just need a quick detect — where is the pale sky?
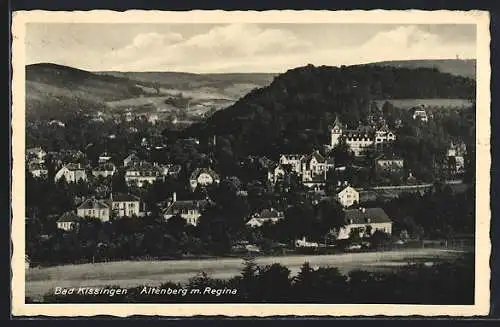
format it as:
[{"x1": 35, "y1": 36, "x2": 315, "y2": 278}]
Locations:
[{"x1": 25, "y1": 23, "x2": 477, "y2": 73}]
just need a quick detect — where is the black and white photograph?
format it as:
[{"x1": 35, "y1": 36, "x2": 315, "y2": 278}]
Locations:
[{"x1": 11, "y1": 10, "x2": 490, "y2": 317}]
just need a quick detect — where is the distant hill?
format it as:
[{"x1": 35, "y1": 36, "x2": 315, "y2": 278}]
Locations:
[
  {"x1": 25, "y1": 63, "x2": 277, "y2": 121},
  {"x1": 365, "y1": 59, "x2": 476, "y2": 79},
  {"x1": 26, "y1": 63, "x2": 143, "y2": 120},
  {"x1": 94, "y1": 71, "x2": 276, "y2": 102},
  {"x1": 184, "y1": 63, "x2": 476, "y2": 156}
]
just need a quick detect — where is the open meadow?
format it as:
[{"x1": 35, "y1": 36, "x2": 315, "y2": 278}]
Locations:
[{"x1": 26, "y1": 248, "x2": 467, "y2": 301}]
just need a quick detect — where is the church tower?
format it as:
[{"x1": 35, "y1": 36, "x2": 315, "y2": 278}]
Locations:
[{"x1": 330, "y1": 116, "x2": 343, "y2": 147}]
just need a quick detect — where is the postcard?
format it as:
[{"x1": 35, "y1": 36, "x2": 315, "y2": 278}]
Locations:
[{"x1": 11, "y1": 9, "x2": 490, "y2": 317}]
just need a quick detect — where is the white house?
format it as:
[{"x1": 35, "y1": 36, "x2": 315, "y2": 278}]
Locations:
[
  {"x1": 125, "y1": 162, "x2": 164, "y2": 187},
  {"x1": 335, "y1": 186, "x2": 360, "y2": 208},
  {"x1": 279, "y1": 154, "x2": 303, "y2": 174},
  {"x1": 374, "y1": 125, "x2": 396, "y2": 150},
  {"x1": 54, "y1": 163, "x2": 87, "y2": 183},
  {"x1": 76, "y1": 198, "x2": 111, "y2": 222},
  {"x1": 57, "y1": 212, "x2": 81, "y2": 231},
  {"x1": 162, "y1": 193, "x2": 210, "y2": 226},
  {"x1": 412, "y1": 107, "x2": 429, "y2": 122},
  {"x1": 189, "y1": 168, "x2": 220, "y2": 191},
  {"x1": 110, "y1": 192, "x2": 142, "y2": 217},
  {"x1": 267, "y1": 164, "x2": 287, "y2": 185},
  {"x1": 300, "y1": 150, "x2": 333, "y2": 182},
  {"x1": 335, "y1": 207, "x2": 393, "y2": 240},
  {"x1": 92, "y1": 163, "x2": 116, "y2": 179}
]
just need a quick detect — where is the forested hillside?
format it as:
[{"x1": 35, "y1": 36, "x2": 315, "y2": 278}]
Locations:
[{"x1": 183, "y1": 64, "x2": 475, "y2": 156}]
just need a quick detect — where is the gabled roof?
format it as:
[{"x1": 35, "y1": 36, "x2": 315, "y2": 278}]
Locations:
[
  {"x1": 376, "y1": 125, "x2": 391, "y2": 133},
  {"x1": 163, "y1": 199, "x2": 210, "y2": 215},
  {"x1": 337, "y1": 185, "x2": 358, "y2": 194},
  {"x1": 57, "y1": 212, "x2": 80, "y2": 223},
  {"x1": 112, "y1": 192, "x2": 140, "y2": 202},
  {"x1": 344, "y1": 207, "x2": 391, "y2": 224},
  {"x1": 301, "y1": 151, "x2": 325, "y2": 164},
  {"x1": 77, "y1": 198, "x2": 110, "y2": 210},
  {"x1": 343, "y1": 125, "x2": 375, "y2": 138}
]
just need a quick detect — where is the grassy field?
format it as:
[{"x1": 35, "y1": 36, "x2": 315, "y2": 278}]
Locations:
[{"x1": 26, "y1": 249, "x2": 467, "y2": 300}]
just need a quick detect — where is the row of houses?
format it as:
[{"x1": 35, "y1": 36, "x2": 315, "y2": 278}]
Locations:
[
  {"x1": 57, "y1": 192, "x2": 143, "y2": 230},
  {"x1": 57, "y1": 189, "x2": 392, "y2": 242}
]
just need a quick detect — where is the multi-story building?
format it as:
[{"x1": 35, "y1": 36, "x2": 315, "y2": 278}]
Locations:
[
  {"x1": 125, "y1": 161, "x2": 165, "y2": 187},
  {"x1": 110, "y1": 192, "x2": 142, "y2": 217},
  {"x1": 334, "y1": 207, "x2": 393, "y2": 240},
  {"x1": 329, "y1": 117, "x2": 396, "y2": 156},
  {"x1": 54, "y1": 163, "x2": 87, "y2": 183},
  {"x1": 76, "y1": 198, "x2": 111, "y2": 222},
  {"x1": 374, "y1": 154, "x2": 405, "y2": 173},
  {"x1": 162, "y1": 193, "x2": 210, "y2": 226},
  {"x1": 335, "y1": 186, "x2": 360, "y2": 208}
]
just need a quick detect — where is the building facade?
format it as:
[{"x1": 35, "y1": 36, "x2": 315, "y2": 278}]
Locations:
[
  {"x1": 329, "y1": 117, "x2": 396, "y2": 156},
  {"x1": 54, "y1": 164, "x2": 87, "y2": 183},
  {"x1": 335, "y1": 186, "x2": 360, "y2": 208},
  {"x1": 335, "y1": 207, "x2": 393, "y2": 240},
  {"x1": 111, "y1": 192, "x2": 142, "y2": 217},
  {"x1": 189, "y1": 168, "x2": 220, "y2": 191},
  {"x1": 162, "y1": 193, "x2": 210, "y2": 226},
  {"x1": 76, "y1": 198, "x2": 111, "y2": 222}
]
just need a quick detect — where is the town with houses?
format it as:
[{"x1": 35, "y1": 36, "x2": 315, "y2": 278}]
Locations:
[{"x1": 25, "y1": 102, "x2": 469, "y2": 260}]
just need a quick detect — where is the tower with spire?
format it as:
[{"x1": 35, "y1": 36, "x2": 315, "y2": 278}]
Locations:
[{"x1": 330, "y1": 115, "x2": 344, "y2": 147}]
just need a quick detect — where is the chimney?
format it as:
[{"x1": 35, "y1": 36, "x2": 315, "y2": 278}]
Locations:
[{"x1": 172, "y1": 192, "x2": 177, "y2": 203}]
